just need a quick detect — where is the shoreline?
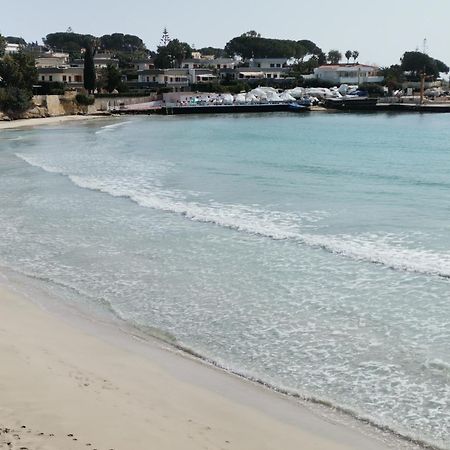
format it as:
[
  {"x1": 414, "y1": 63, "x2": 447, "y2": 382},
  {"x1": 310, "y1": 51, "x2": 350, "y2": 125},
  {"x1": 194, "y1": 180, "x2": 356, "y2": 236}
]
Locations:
[
  {"x1": 0, "y1": 114, "x2": 108, "y2": 130},
  {"x1": 0, "y1": 268, "x2": 423, "y2": 450}
]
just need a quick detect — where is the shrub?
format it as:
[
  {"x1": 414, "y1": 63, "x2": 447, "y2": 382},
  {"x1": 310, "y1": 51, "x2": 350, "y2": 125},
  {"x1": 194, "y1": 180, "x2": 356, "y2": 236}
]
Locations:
[
  {"x1": 0, "y1": 87, "x2": 32, "y2": 114},
  {"x1": 33, "y1": 81, "x2": 67, "y2": 96},
  {"x1": 75, "y1": 93, "x2": 95, "y2": 105},
  {"x1": 358, "y1": 83, "x2": 385, "y2": 97}
]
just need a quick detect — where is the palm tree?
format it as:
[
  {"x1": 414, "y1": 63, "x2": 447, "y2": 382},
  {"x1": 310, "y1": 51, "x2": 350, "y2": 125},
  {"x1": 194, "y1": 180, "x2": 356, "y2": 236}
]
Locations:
[
  {"x1": 345, "y1": 50, "x2": 352, "y2": 63},
  {"x1": 352, "y1": 50, "x2": 359, "y2": 63}
]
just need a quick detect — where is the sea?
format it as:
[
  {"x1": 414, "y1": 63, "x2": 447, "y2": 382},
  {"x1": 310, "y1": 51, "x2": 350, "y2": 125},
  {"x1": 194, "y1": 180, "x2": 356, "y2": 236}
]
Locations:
[{"x1": 0, "y1": 112, "x2": 449, "y2": 449}]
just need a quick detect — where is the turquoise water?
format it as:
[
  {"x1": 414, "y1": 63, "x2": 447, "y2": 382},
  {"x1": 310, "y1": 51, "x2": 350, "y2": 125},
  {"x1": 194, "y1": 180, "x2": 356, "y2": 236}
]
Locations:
[{"x1": 1, "y1": 113, "x2": 449, "y2": 448}]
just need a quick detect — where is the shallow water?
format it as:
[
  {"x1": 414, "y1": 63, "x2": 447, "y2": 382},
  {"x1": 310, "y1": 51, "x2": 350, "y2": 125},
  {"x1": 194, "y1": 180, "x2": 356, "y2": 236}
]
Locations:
[{"x1": 1, "y1": 113, "x2": 449, "y2": 448}]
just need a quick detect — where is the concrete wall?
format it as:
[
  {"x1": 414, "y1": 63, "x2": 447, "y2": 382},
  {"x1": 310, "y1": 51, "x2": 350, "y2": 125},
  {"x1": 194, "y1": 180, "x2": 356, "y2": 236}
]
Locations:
[
  {"x1": 29, "y1": 94, "x2": 160, "y2": 117},
  {"x1": 93, "y1": 95, "x2": 158, "y2": 111}
]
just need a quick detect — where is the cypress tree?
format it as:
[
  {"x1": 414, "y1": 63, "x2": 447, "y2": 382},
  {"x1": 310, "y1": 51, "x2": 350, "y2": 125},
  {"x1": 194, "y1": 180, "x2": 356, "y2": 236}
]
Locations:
[{"x1": 83, "y1": 45, "x2": 96, "y2": 93}]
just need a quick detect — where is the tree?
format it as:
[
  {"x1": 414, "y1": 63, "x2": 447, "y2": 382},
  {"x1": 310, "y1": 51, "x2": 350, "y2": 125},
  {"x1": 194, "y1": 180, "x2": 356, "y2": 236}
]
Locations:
[
  {"x1": 345, "y1": 50, "x2": 352, "y2": 63},
  {"x1": 380, "y1": 65, "x2": 404, "y2": 92},
  {"x1": 83, "y1": 45, "x2": 96, "y2": 93},
  {"x1": 6, "y1": 36, "x2": 26, "y2": 46},
  {"x1": 224, "y1": 35, "x2": 323, "y2": 60},
  {"x1": 99, "y1": 33, "x2": 146, "y2": 53},
  {"x1": 0, "y1": 52, "x2": 37, "y2": 115},
  {"x1": 291, "y1": 55, "x2": 320, "y2": 76},
  {"x1": 352, "y1": 50, "x2": 359, "y2": 63},
  {"x1": 44, "y1": 32, "x2": 95, "y2": 58},
  {"x1": 435, "y1": 59, "x2": 449, "y2": 74},
  {"x1": 197, "y1": 46, "x2": 226, "y2": 58},
  {"x1": 0, "y1": 33, "x2": 6, "y2": 58},
  {"x1": 327, "y1": 50, "x2": 342, "y2": 64},
  {"x1": 241, "y1": 30, "x2": 261, "y2": 38},
  {"x1": 0, "y1": 52, "x2": 37, "y2": 90},
  {"x1": 154, "y1": 39, "x2": 192, "y2": 68},
  {"x1": 400, "y1": 51, "x2": 447, "y2": 79},
  {"x1": 98, "y1": 64, "x2": 122, "y2": 92}
]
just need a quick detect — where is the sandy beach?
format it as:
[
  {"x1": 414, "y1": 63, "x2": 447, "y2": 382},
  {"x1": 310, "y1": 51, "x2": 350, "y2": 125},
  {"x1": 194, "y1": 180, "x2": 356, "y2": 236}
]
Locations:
[
  {"x1": 0, "y1": 274, "x2": 413, "y2": 450},
  {"x1": 0, "y1": 115, "x2": 104, "y2": 130}
]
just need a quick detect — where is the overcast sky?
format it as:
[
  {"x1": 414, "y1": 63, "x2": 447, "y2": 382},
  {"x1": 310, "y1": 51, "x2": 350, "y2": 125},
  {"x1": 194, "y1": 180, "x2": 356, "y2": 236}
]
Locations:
[{"x1": 2, "y1": 0, "x2": 448, "y2": 66}]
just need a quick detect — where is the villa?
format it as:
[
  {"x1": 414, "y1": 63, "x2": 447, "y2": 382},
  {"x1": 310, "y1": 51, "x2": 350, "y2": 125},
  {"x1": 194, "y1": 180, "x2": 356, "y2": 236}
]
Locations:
[
  {"x1": 313, "y1": 64, "x2": 384, "y2": 84},
  {"x1": 181, "y1": 58, "x2": 236, "y2": 70}
]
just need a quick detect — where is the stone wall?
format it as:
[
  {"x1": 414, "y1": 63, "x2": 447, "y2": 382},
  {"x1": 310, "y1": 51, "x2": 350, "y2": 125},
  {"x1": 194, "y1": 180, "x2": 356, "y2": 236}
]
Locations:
[{"x1": 2, "y1": 93, "x2": 160, "y2": 120}]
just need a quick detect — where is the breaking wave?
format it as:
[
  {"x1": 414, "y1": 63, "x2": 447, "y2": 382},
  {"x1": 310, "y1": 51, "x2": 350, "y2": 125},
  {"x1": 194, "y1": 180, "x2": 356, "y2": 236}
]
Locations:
[{"x1": 16, "y1": 152, "x2": 450, "y2": 280}]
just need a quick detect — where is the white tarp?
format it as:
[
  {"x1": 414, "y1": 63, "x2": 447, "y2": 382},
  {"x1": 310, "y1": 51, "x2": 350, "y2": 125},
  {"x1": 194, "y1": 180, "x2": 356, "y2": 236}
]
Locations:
[
  {"x1": 222, "y1": 93, "x2": 234, "y2": 104},
  {"x1": 286, "y1": 87, "x2": 305, "y2": 98},
  {"x1": 266, "y1": 91, "x2": 282, "y2": 102},
  {"x1": 280, "y1": 91, "x2": 296, "y2": 102},
  {"x1": 245, "y1": 92, "x2": 258, "y2": 103},
  {"x1": 234, "y1": 93, "x2": 246, "y2": 103}
]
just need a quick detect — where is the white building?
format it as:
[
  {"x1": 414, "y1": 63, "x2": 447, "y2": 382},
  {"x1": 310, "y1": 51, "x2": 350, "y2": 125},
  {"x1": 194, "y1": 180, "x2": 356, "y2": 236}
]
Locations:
[
  {"x1": 249, "y1": 58, "x2": 290, "y2": 69},
  {"x1": 138, "y1": 69, "x2": 189, "y2": 89},
  {"x1": 4, "y1": 43, "x2": 21, "y2": 54},
  {"x1": 314, "y1": 64, "x2": 384, "y2": 84},
  {"x1": 182, "y1": 58, "x2": 236, "y2": 70},
  {"x1": 37, "y1": 66, "x2": 84, "y2": 86},
  {"x1": 134, "y1": 59, "x2": 154, "y2": 71},
  {"x1": 35, "y1": 53, "x2": 70, "y2": 68}
]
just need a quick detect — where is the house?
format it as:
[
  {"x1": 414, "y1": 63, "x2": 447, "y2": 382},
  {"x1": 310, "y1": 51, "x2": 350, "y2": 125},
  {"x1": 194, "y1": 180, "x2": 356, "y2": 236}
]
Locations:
[
  {"x1": 4, "y1": 43, "x2": 21, "y2": 54},
  {"x1": 93, "y1": 53, "x2": 119, "y2": 69},
  {"x1": 189, "y1": 69, "x2": 216, "y2": 84},
  {"x1": 134, "y1": 59, "x2": 155, "y2": 71},
  {"x1": 249, "y1": 58, "x2": 290, "y2": 69},
  {"x1": 35, "y1": 53, "x2": 70, "y2": 68},
  {"x1": 72, "y1": 53, "x2": 119, "y2": 69},
  {"x1": 181, "y1": 58, "x2": 236, "y2": 70},
  {"x1": 222, "y1": 67, "x2": 290, "y2": 81},
  {"x1": 37, "y1": 66, "x2": 84, "y2": 86},
  {"x1": 137, "y1": 68, "x2": 190, "y2": 90},
  {"x1": 314, "y1": 64, "x2": 384, "y2": 84}
]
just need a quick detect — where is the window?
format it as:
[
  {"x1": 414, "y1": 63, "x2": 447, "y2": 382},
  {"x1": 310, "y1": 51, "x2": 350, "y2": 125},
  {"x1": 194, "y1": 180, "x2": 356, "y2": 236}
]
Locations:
[
  {"x1": 49, "y1": 75, "x2": 53, "y2": 81},
  {"x1": 267, "y1": 74, "x2": 271, "y2": 78},
  {"x1": 153, "y1": 76, "x2": 156, "y2": 82},
  {"x1": 69, "y1": 76, "x2": 72, "y2": 82},
  {"x1": 63, "y1": 75, "x2": 67, "y2": 82},
  {"x1": 41, "y1": 75, "x2": 45, "y2": 81},
  {"x1": 276, "y1": 64, "x2": 281, "y2": 68},
  {"x1": 74, "y1": 75, "x2": 82, "y2": 82},
  {"x1": 270, "y1": 63, "x2": 274, "y2": 68},
  {"x1": 147, "y1": 76, "x2": 150, "y2": 82}
]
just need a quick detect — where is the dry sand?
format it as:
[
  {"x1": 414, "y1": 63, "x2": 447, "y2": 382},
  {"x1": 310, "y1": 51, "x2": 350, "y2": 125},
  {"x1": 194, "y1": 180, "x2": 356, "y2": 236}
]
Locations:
[{"x1": 0, "y1": 115, "x2": 104, "y2": 130}]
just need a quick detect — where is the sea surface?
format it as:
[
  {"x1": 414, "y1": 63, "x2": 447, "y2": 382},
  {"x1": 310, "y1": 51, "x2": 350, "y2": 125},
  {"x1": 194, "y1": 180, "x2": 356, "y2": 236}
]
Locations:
[{"x1": 1, "y1": 113, "x2": 449, "y2": 448}]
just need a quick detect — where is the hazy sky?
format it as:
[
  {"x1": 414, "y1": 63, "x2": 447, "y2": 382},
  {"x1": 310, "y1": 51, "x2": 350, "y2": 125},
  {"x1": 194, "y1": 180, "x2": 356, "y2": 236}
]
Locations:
[{"x1": 2, "y1": 0, "x2": 448, "y2": 66}]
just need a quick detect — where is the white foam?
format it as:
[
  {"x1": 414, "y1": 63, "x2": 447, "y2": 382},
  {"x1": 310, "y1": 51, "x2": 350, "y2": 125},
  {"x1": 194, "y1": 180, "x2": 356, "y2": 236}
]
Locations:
[
  {"x1": 16, "y1": 152, "x2": 450, "y2": 279},
  {"x1": 426, "y1": 358, "x2": 450, "y2": 372},
  {"x1": 95, "y1": 121, "x2": 132, "y2": 134}
]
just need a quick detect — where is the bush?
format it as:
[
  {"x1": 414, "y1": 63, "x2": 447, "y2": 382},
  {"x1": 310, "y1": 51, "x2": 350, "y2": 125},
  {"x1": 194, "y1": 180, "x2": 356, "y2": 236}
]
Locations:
[
  {"x1": 33, "y1": 81, "x2": 67, "y2": 96},
  {"x1": 0, "y1": 87, "x2": 32, "y2": 114},
  {"x1": 358, "y1": 83, "x2": 385, "y2": 97},
  {"x1": 299, "y1": 78, "x2": 335, "y2": 88},
  {"x1": 75, "y1": 93, "x2": 95, "y2": 105}
]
